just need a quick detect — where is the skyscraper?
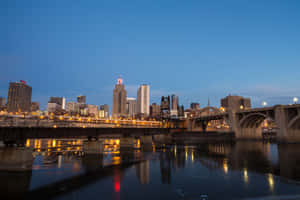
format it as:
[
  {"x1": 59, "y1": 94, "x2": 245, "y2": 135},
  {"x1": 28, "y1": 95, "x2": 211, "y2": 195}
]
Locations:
[
  {"x1": 7, "y1": 81, "x2": 32, "y2": 112},
  {"x1": 126, "y1": 97, "x2": 137, "y2": 117},
  {"x1": 137, "y1": 84, "x2": 150, "y2": 116},
  {"x1": 171, "y1": 94, "x2": 178, "y2": 111},
  {"x1": 170, "y1": 94, "x2": 179, "y2": 117},
  {"x1": 112, "y1": 78, "x2": 127, "y2": 118}
]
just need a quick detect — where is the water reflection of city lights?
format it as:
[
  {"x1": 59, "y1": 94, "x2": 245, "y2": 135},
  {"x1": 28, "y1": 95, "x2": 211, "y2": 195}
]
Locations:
[
  {"x1": 223, "y1": 159, "x2": 228, "y2": 174},
  {"x1": 244, "y1": 168, "x2": 248, "y2": 183},
  {"x1": 174, "y1": 145, "x2": 177, "y2": 157},
  {"x1": 191, "y1": 151, "x2": 194, "y2": 162},
  {"x1": 268, "y1": 173, "x2": 274, "y2": 191},
  {"x1": 185, "y1": 148, "x2": 188, "y2": 160},
  {"x1": 26, "y1": 139, "x2": 30, "y2": 147},
  {"x1": 52, "y1": 140, "x2": 56, "y2": 147}
]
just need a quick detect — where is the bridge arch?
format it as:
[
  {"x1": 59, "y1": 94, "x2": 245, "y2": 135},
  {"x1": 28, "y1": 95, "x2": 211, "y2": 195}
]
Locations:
[
  {"x1": 288, "y1": 114, "x2": 300, "y2": 129},
  {"x1": 197, "y1": 107, "x2": 222, "y2": 116},
  {"x1": 239, "y1": 113, "x2": 270, "y2": 128}
]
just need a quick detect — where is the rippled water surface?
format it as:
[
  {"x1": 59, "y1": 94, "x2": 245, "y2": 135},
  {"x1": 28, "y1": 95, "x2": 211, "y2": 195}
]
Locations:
[{"x1": 1, "y1": 139, "x2": 300, "y2": 200}]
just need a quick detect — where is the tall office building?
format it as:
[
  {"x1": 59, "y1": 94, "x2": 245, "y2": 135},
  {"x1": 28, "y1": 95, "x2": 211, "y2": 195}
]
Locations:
[
  {"x1": 100, "y1": 104, "x2": 109, "y2": 118},
  {"x1": 126, "y1": 97, "x2": 137, "y2": 117},
  {"x1": 7, "y1": 81, "x2": 32, "y2": 112},
  {"x1": 77, "y1": 95, "x2": 86, "y2": 104},
  {"x1": 171, "y1": 94, "x2": 179, "y2": 110},
  {"x1": 112, "y1": 78, "x2": 127, "y2": 117},
  {"x1": 137, "y1": 84, "x2": 150, "y2": 116},
  {"x1": 170, "y1": 94, "x2": 179, "y2": 117}
]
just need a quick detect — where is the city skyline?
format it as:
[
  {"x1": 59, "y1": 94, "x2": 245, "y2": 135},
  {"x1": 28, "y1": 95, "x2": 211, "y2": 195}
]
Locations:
[{"x1": 2, "y1": 1, "x2": 300, "y2": 109}]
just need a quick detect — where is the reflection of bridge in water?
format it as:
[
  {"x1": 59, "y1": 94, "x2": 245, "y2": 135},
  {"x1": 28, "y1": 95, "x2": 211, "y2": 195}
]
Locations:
[
  {"x1": 0, "y1": 139, "x2": 152, "y2": 200},
  {"x1": 193, "y1": 142, "x2": 300, "y2": 182}
]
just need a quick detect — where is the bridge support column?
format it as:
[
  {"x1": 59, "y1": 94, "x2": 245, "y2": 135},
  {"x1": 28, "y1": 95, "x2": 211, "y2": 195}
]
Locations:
[
  {"x1": 83, "y1": 140, "x2": 103, "y2": 154},
  {"x1": 275, "y1": 106, "x2": 300, "y2": 143},
  {"x1": 237, "y1": 127, "x2": 263, "y2": 140},
  {"x1": 140, "y1": 136, "x2": 153, "y2": 152},
  {"x1": 187, "y1": 119, "x2": 195, "y2": 131},
  {"x1": 0, "y1": 147, "x2": 34, "y2": 171},
  {"x1": 228, "y1": 110, "x2": 263, "y2": 140},
  {"x1": 120, "y1": 137, "x2": 135, "y2": 152}
]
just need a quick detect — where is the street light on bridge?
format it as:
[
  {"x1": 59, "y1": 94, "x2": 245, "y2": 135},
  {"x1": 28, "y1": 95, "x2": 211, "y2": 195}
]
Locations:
[
  {"x1": 293, "y1": 97, "x2": 299, "y2": 104},
  {"x1": 262, "y1": 101, "x2": 267, "y2": 107}
]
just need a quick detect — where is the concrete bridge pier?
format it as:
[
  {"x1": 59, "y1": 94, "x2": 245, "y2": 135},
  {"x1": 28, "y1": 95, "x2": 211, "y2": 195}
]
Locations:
[
  {"x1": 275, "y1": 106, "x2": 300, "y2": 143},
  {"x1": 153, "y1": 134, "x2": 172, "y2": 148},
  {"x1": 0, "y1": 146, "x2": 34, "y2": 171},
  {"x1": 237, "y1": 127, "x2": 263, "y2": 140},
  {"x1": 120, "y1": 137, "x2": 135, "y2": 152},
  {"x1": 228, "y1": 110, "x2": 263, "y2": 140},
  {"x1": 83, "y1": 139, "x2": 104, "y2": 154},
  {"x1": 140, "y1": 136, "x2": 153, "y2": 152}
]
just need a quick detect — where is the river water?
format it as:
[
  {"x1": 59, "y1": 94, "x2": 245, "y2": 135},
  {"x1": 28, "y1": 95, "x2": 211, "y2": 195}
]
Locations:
[{"x1": 1, "y1": 139, "x2": 300, "y2": 200}]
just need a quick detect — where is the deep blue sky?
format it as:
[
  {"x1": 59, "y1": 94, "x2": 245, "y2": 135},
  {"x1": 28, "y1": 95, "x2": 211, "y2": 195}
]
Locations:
[{"x1": 1, "y1": 0, "x2": 300, "y2": 110}]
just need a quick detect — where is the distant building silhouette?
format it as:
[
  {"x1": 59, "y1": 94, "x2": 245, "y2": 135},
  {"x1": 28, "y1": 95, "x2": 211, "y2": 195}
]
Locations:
[
  {"x1": 150, "y1": 103, "x2": 161, "y2": 119},
  {"x1": 221, "y1": 95, "x2": 251, "y2": 111},
  {"x1": 190, "y1": 102, "x2": 200, "y2": 110}
]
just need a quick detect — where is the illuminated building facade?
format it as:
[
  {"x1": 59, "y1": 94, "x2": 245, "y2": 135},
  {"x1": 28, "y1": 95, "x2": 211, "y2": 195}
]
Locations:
[{"x1": 7, "y1": 81, "x2": 32, "y2": 112}]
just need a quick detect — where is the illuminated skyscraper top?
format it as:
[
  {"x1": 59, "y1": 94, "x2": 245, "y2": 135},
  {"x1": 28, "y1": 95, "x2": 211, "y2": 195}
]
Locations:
[{"x1": 117, "y1": 77, "x2": 123, "y2": 85}]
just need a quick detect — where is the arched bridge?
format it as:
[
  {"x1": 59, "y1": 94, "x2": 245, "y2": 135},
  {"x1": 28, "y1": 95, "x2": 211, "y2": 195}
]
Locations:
[{"x1": 190, "y1": 104, "x2": 300, "y2": 143}]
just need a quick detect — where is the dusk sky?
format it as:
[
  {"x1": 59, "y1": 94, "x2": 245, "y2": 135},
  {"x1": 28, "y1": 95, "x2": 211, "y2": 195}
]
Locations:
[{"x1": 1, "y1": 0, "x2": 300, "y2": 110}]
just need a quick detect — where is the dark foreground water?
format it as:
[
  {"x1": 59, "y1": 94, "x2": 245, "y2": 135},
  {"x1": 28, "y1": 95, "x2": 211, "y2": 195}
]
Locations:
[{"x1": 1, "y1": 139, "x2": 300, "y2": 200}]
